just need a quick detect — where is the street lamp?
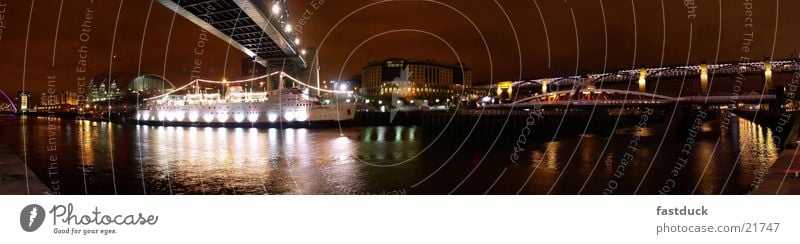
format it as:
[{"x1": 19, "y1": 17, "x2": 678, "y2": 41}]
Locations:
[{"x1": 271, "y1": 2, "x2": 281, "y2": 15}]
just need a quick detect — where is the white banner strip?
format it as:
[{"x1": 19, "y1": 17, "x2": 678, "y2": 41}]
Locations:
[{"x1": 0, "y1": 196, "x2": 797, "y2": 243}]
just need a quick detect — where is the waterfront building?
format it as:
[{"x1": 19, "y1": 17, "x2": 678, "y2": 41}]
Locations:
[
  {"x1": 39, "y1": 90, "x2": 79, "y2": 106},
  {"x1": 359, "y1": 58, "x2": 472, "y2": 109},
  {"x1": 0, "y1": 103, "x2": 13, "y2": 112},
  {"x1": 128, "y1": 74, "x2": 176, "y2": 97},
  {"x1": 15, "y1": 91, "x2": 31, "y2": 112},
  {"x1": 87, "y1": 73, "x2": 122, "y2": 103}
]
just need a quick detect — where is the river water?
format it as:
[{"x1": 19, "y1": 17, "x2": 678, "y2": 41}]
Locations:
[{"x1": 0, "y1": 113, "x2": 778, "y2": 194}]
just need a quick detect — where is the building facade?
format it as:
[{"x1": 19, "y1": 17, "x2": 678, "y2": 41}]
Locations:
[
  {"x1": 39, "y1": 90, "x2": 79, "y2": 106},
  {"x1": 87, "y1": 73, "x2": 122, "y2": 103},
  {"x1": 360, "y1": 58, "x2": 472, "y2": 106},
  {"x1": 15, "y1": 91, "x2": 31, "y2": 112},
  {"x1": 128, "y1": 74, "x2": 175, "y2": 97}
]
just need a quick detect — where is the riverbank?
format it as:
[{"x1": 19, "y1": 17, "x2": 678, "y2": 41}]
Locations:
[
  {"x1": 0, "y1": 145, "x2": 50, "y2": 194},
  {"x1": 751, "y1": 149, "x2": 800, "y2": 194}
]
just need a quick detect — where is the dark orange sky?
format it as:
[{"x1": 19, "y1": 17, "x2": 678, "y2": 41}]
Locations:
[
  {"x1": 0, "y1": 0, "x2": 247, "y2": 97},
  {"x1": 1, "y1": 0, "x2": 799, "y2": 96}
]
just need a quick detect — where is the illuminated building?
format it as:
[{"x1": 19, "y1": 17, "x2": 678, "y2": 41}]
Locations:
[
  {"x1": 40, "y1": 91, "x2": 79, "y2": 106},
  {"x1": 360, "y1": 58, "x2": 472, "y2": 108},
  {"x1": 128, "y1": 74, "x2": 176, "y2": 97},
  {"x1": 16, "y1": 91, "x2": 31, "y2": 112},
  {"x1": 87, "y1": 73, "x2": 122, "y2": 103}
]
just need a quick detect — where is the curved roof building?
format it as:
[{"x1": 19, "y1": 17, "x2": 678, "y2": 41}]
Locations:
[{"x1": 128, "y1": 74, "x2": 176, "y2": 97}]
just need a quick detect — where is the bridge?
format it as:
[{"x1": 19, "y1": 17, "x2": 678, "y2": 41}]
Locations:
[
  {"x1": 157, "y1": 0, "x2": 307, "y2": 73},
  {"x1": 0, "y1": 89, "x2": 17, "y2": 114},
  {"x1": 477, "y1": 59, "x2": 800, "y2": 96},
  {"x1": 482, "y1": 88, "x2": 776, "y2": 110}
]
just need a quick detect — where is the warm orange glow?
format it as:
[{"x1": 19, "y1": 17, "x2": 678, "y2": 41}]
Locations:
[
  {"x1": 541, "y1": 79, "x2": 548, "y2": 94},
  {"x1": 764, "y1": 60, "x2": 774, "y2": 90},
  {"x1": 638, "y1": 68, "x2": 647, "y2": 92},
  {"x1": 700, "y1": 63, "x2": 709, "y2": 94},
  {"x1": 497, "y1": 81, "x2": 513, "y2": 97}
]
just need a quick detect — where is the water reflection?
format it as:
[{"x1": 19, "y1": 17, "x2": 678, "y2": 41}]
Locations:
[
  {"x1": 121, "y1": 125, "x2": 425, "y2": 194},
  {"x1": 0, "y1": 113, "x2": 780, "y2": 194},
  {"x1": 503, "y1": 114, "x2": 778, "y2": 194}
]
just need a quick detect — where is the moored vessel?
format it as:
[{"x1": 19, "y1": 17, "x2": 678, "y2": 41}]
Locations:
[{"x1": 136, "y1": 72, "x2": 356, "y2": 127}]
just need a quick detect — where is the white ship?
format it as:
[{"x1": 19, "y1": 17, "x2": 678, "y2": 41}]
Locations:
[{"x1": 136, "y1": 72, "x2": 356, "y2": 126}]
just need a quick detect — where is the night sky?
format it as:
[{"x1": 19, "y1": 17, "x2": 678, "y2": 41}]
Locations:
[{"x1": 1, "y1": 0, "x2": 799, "y2": 98}]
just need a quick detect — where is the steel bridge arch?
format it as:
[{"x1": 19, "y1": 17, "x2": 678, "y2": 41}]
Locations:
[
  {"x1": 647, "y1": 67, "x2": 701, "y2": 79},
  {"x1": 710, "y1": 63, "x2": 765, "y2": 74},
  {"x1": 590, "y1": 73, "x2": 639, "y2": 84},
  {"x1": 0, "y1": 89, "x2": 17, "y2": 113},
  {"x1": 514, "y1": 88, "x2": 677, "y2": 104},
  {"x1": 772, "y1": 60, "x2": 800, "y2": 72}
]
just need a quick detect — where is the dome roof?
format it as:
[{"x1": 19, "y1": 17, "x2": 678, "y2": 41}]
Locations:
[{"x1": 128, "y1": 74, "x2": 176, "y2": 93}]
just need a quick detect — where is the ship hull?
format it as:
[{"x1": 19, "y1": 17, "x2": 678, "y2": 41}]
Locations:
[
  {"x1": 135, "y1": 103, "x2": 356, "y2": 128},
  {"x1": 134, "y1": 119, "x2": 354, "y2": 128}
]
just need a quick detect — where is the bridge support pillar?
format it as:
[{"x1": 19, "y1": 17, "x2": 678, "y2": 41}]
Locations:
[
  {"x1": 541, "y1": 79, "x2": 548, "y2": 94},
  {"x1": 638, "y1": 68, "x2": 647, "y2": 92},
  {"x1": 700, "y1": 63, "x2": 709, "y2": 96},
  {"x1": 764, "y1": 59, "x2": 773, "y2": 93},
  {"x1": 761, "y1": 59, "x2": 774, "y2": 111},
  {"x1": 586, "y1": 78, "x2": 596, "y2": 90}
]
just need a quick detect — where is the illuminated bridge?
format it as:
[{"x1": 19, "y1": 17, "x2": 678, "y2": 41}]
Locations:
[
  {"x1": 482, "y1": 88, "x2": 776, "y2": 110},
  {"x1": 157, "y1": 0, "x2": 307, "y2": 72},
  {"x1": 479, "y1": 59, "x2": 800, "y2": 96},
  {"x1": 0, "y1": 89, "x2": 17, "y2": 113}
]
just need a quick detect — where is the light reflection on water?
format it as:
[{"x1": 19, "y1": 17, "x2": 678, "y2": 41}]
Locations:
[
  {"x1": 0, "y1": 113, "x2": 780, "y2": 195},
  {"x1": 128, "y1": 124, "x2": 427, "y2": 194},
  {"x1": 498, "y1": 116, "x2": 778, "y2": 195}
]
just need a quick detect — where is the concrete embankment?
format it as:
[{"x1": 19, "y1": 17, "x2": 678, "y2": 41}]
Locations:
[
  {"x1": 751, "y1": 149, "x2": 800, "y2": 194},
  {"x1": 0, "y1": 145, "x2": 50, "y2": 195}
]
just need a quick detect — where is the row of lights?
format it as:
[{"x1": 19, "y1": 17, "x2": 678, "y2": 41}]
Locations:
[
  {"x1": 321, "y1": 81, "x2": 353, "y2": 92},
  {"x1": 364, "y1": 99, "x2": 448, "y2": 104},
  {"x1": 138, "y1": 110, "x2": 309, "y2": 123},
  {"x1": 271, "y1": 2, "x2": 307, "y2": 56}
]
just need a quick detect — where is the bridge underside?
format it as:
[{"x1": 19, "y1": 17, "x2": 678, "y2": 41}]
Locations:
[{"x1": 158, "y1": 0, "x2": 306, "y2": 72}]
